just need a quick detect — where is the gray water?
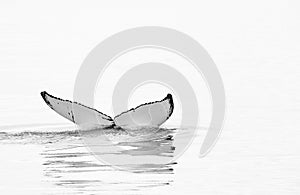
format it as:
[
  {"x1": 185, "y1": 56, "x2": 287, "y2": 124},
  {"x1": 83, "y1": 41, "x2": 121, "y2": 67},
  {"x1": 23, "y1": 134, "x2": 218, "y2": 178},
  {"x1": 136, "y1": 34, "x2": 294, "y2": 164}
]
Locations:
[
  {"x1": 1, "y1": 122, "x2": 300, "y2": 194},
  {"x1": 0, "y1": 126, "x2": 206, "y2": 194}
]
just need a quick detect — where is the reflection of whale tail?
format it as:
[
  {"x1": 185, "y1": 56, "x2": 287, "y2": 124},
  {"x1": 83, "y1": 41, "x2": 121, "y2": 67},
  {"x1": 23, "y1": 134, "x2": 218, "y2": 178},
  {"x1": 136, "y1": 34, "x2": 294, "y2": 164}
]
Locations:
[
  {"x1": 41, "y1": 91, "x2": 174, "y2": 130},
  {"x1": 40, "y1": 91, "x2": 114, "y2": 128}
]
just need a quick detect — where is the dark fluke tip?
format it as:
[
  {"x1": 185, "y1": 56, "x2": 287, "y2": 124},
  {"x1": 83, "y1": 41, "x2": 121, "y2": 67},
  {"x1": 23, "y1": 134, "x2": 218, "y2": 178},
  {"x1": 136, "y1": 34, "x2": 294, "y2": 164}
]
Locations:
[
  {"x1": 40, "y1": 91, "x2": 47, "y2": 99},
  {"x1": 40, "y1": 91, "x2": 52, "y2": 107},
  {"x1": 40, "y1": 91, "x2": 47, "y2": 97},
  {"x1": 40, "y1": 91, "x2": 48, "y2": 101},
  {"x1": 163, "y1": 93, "x2": 174, "y2": 118},
  {"x1": 164, "y1": 93, "x2": 172, "y2": 100}
]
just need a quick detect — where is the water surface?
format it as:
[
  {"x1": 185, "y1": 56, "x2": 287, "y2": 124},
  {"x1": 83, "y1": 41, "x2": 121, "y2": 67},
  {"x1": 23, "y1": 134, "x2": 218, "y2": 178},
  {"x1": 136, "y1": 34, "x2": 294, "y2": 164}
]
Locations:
[{"x1": 0, "y1": 125, "x2": 202, "y2": 194}]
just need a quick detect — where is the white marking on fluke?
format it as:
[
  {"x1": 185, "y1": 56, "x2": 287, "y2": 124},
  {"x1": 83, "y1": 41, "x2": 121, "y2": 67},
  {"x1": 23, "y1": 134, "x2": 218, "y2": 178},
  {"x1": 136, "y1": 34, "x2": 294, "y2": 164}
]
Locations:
[{"x1": 40, "y1": 91, "x2": 174, "y2": 130}]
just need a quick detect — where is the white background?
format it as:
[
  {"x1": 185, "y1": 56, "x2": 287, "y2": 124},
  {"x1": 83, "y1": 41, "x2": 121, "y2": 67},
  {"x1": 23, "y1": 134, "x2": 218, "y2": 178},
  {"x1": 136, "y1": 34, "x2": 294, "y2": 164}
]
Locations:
[{"x1": 0, "y1": 0, "x2": 300, "y2": 194}]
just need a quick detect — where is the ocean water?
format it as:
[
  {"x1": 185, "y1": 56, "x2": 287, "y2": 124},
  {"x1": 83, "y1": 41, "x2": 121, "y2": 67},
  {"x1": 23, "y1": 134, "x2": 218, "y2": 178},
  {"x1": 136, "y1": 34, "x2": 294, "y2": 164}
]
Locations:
[
  {"x1": 0, "y1": 125, "x2": 206, "y2": 194},
  {"x1": 1, "y1": 122, "x2": 300, "y2": 194}
]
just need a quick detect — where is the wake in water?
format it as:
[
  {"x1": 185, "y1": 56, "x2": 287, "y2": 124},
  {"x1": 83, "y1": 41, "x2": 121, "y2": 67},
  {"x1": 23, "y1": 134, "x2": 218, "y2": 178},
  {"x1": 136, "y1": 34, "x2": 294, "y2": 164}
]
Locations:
[
  {"x1": 0, "y1": 126, "x2": 176, "y2": 145},
  {"x1": 0, "y1": 122, "x2": 206, "y2": 193},
  {"x1": 0, "y1": 125, "x2": 177, "y2": 193}
]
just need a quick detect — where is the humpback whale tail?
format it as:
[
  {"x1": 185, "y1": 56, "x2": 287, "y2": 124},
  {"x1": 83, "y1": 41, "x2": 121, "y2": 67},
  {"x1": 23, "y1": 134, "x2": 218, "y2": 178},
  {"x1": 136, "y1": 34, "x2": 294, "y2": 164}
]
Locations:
[{"x1": 41, "y1": 91, "x2": 174, "y2": 130}]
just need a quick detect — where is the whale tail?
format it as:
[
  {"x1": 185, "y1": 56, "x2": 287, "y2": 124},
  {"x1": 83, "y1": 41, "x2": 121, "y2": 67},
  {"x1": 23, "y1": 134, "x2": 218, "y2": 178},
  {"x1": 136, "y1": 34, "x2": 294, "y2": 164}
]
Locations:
[{"x1": 41, "y1": 91, "x2": 174, "y2": 130}]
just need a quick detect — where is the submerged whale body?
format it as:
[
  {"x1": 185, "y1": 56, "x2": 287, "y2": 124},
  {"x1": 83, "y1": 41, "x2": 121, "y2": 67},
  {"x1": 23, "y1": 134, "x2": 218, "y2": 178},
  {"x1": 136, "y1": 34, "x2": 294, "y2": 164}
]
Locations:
[{"x1": 40, "y1": 91, "x2": 174, "y2": 130}]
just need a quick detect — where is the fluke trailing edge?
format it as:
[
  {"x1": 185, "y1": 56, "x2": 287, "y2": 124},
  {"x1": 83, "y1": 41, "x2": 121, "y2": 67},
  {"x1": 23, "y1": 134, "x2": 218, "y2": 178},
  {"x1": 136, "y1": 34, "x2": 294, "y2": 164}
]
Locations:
[{"x1": 40, "y1": 91, "x2": 174, "y2": 130}]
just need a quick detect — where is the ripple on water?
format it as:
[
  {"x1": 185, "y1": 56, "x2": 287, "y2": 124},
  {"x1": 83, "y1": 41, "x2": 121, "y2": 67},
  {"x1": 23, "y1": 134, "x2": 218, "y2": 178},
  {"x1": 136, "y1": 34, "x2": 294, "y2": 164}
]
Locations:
[{"x1": 0, "y1": 126, "x2": 187, "y2": 193}]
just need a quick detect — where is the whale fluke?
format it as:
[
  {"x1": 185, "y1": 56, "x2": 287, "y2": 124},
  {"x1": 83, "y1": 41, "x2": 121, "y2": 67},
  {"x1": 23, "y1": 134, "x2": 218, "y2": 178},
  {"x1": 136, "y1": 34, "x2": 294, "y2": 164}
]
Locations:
[{"x1": 41, "y1": 91, "x2": 174, "y2": 130}]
